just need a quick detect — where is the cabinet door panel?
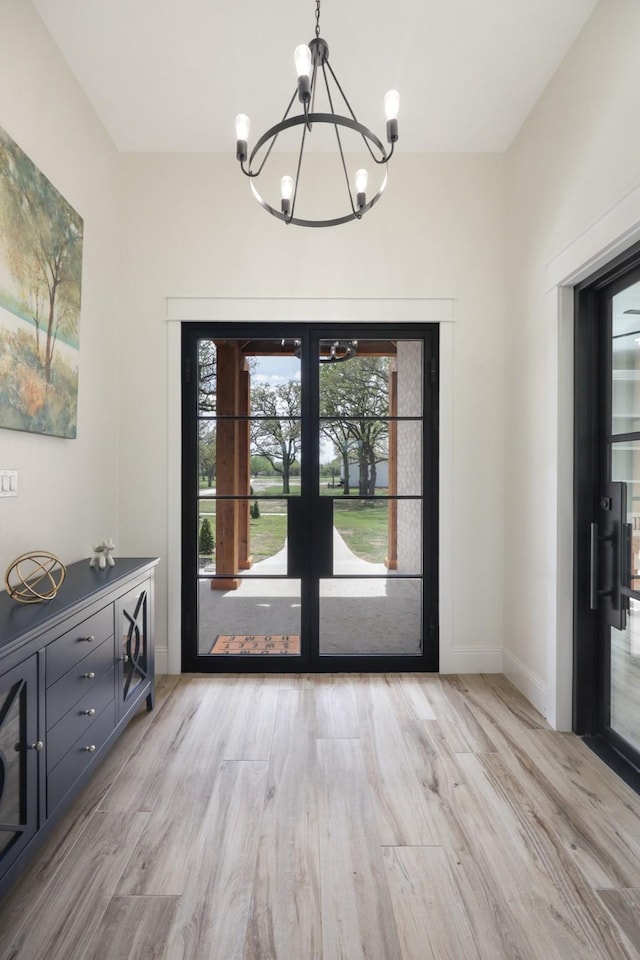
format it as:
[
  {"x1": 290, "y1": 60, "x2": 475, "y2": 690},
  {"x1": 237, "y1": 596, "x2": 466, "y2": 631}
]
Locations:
[
  {"x1": 116, "y1": 580, "x2": 152, "y2": 718},
  {"x1": 0, "y1": 656, "x2": 38, "y2": 872}
]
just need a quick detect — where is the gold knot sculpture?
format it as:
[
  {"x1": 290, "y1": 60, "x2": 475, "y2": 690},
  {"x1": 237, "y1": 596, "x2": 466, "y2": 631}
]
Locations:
[{"x1": 4, "y1": 551, "x2": 66, "y2": 604}]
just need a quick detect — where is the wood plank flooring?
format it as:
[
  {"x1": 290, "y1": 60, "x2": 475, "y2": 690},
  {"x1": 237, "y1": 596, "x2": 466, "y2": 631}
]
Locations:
[{"x1": 2, "y1": 673, "x2": 640, "y2": 958}]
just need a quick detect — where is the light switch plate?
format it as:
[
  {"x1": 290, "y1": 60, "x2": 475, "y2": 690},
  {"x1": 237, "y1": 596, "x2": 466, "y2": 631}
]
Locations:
[{"x1": 0, "y1": 470, "x2": 17, "y2": 497}]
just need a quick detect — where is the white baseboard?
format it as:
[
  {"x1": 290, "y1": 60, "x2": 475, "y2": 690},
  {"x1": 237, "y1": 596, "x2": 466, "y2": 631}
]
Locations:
[
  {"x1": 502, "y1": 649, "x2": 548, "y2": 720},
  {"x1": 439, "y1": 646, "x2": 503, "y2": 674},
  {"x1": 155, "y1": 646, "x2": 169, "y2": 675}
]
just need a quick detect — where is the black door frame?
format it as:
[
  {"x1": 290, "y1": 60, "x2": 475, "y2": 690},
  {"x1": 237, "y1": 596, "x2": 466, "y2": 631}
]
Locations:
[
  {"x1": 574, "y1": 239, "x2": 640, "y2": 781},
  {"x1": 180, "y1": 321, "x2": 439, "y2": 674}
]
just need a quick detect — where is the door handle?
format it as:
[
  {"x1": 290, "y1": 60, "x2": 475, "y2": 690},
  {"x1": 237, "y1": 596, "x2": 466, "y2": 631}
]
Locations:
[
  {"x1": 316, "y1": 498, "x2": 334, "y2": 578},
  {"x1": 287, "y1": 498, "x2": 305, "y2": 577},
  {"x1": 590, "y1": 522, "x2": 598, "y2": 611},
  {"x1": 590, "y1": 521, "x2": 614, "y2": 611}
]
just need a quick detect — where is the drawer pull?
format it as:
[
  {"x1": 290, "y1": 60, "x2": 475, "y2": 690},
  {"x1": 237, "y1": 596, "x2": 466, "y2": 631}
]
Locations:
[
  {"x1": 82, "y1": 708, "x2": 96, "y2": 717},
  {"x1": 119, "y1": 654, "x2": 129, "y2": 663},
  {"x1": 28, "y1": 740, "x2": 44, "y2": 752},
  {"x1": 80, "y1": 635, "x2": 95, "y2": 643},
  {"x1": 82, "y1": 744, "x2": 96, "y2": 753},
  {"x1": 82, "y1": 671, "x2": 96, "y2": 680}
]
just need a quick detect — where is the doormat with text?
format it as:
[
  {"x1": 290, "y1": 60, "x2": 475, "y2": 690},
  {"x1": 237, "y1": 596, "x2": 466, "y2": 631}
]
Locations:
[{"x1": 210, "y1": 635, "x2": 301, "y2": 655}]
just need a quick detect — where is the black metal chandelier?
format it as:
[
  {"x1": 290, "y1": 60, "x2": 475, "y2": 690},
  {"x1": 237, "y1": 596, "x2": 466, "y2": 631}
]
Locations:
[{"x1": 235, "y1": 0, "x2": 399, "y2": 228}]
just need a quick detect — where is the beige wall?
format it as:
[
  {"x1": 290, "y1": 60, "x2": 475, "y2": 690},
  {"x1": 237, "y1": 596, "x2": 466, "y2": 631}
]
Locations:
[
  {"x1": 0, "y1": 1, "x2": 120, "y2": 580},
  {"x1": 504, "y1": 0, "x2": 640, "y2": 722},
  {"x1": 117, "y1": 152, "x2": 506, "y2": 671}
]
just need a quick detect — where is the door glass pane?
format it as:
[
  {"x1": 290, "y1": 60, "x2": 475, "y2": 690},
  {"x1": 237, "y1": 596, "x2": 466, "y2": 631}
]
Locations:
[
  {"x1": 610, "y1": 439, "x2": 640, "y2": 744},
  {"x1": 612, "y1": 280, "x2": 640, "y2": 435},
  {"x1": 197, "y1": 498, "x2": 290, "y2": 576},
  {"x1": 330, "y1": 499, "x2": 423, "y2": 575},
  {"x1": 318, "y1": 340, "x2": 423, "y2": 414},
  {"x1": 610, "y1": 599, "x2": 640, "y2": 752},
  {"x1": 319, "y1": 419, "x2": 422, "y2": 497},
  {"x1": 196, "y1": 336, "x2": 303, "y2": 658},
  {"x1": 198, "y1": 577, "x2": 301, "y2": 656},
  {"x1": 319, "y1": 578, "x2": 422, "y2": 656},
  {"x1": 0, "y1": 680, "x2": 24, "y2": 836},
  {"x1": 611, "y1": 440, "x2": 640, "y2": 592}
]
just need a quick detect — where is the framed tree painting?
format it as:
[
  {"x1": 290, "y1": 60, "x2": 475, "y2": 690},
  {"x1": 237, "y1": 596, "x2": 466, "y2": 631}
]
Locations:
[{"x1": 0, "y1": 126, "x2": 83, "y2": 438}]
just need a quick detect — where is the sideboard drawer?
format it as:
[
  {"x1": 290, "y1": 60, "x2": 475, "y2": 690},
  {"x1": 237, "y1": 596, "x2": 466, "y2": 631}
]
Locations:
[
  {"x1": 46, "y1": 605, "x2": 113, "y2": 687},
  {"x1": 47, "y1": 697, "x2": 115, "y2": 815},
  {"x1": 47, "y1": 636, "x2": 114, "y2": 730},
  {"x1": 47, "y1": 666, "x2": 115, "y2": 771}
]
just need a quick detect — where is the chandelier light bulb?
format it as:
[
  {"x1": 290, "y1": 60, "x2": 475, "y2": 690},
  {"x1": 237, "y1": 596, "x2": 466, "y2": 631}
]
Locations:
[
  {"x1": 281, "y1": 175, "x2": 294, "y2": 218},
  {"x1": 384, "y1": 90, "x2": 400, "y2": 121},
  {"x1": 295, "y1": 44, "x2": 312, "y2": 103},
  {"x1": 294, "y1": 44, "x2": 312, "y2": 78},
  {"x1": 355, "y1": 169, "x2": 368, "y2": 193},
  {"x1": 235, "y1": 114, "x2": 250, "y2": 141}
]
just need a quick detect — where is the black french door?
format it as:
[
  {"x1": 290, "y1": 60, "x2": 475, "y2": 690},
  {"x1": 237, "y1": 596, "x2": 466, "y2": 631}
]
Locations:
[
  {"x1": 181, "y1": 322, "x2": 438, "y2": 673},
  {"x1": 575, "y1": 245, "x2": 640, "y2": 780}
]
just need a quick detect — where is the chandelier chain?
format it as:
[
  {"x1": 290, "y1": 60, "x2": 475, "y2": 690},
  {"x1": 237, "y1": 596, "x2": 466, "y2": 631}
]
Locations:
[{"x1": 315, "y1": 0, "x2": 321, "y2": 37}]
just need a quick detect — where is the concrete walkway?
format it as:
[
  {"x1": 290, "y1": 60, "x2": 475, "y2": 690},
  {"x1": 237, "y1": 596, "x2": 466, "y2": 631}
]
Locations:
[{"x1": 197, "y1": 528, "x2": 422, "y2": 657}]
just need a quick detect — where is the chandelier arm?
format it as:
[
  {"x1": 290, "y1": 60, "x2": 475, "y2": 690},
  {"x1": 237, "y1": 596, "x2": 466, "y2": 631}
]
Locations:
[
  {"x1": 246, "y1": 115, "x2": 389, "y2": 225},
  {"x1": 249, "y1": 114, "x2": 387, "y2": 162},
  {"x1": 240, "y1": 89, "x2": 299, "y2": 177},
  {"x1": 289, "y1": 118, "x2": 309, "y2": 223},
  {"x1": 323, "y1": 59, "x2": 358, "y2": 123},
  {"x1": 309, "y1": 62, "x2": 318, "y2": 124},
  {"x1": 321, "y1": 63, "x2": 358, "y2": 217},
  {"x1": 324, "y1": 59, "x2": 390, "y2": 165}
]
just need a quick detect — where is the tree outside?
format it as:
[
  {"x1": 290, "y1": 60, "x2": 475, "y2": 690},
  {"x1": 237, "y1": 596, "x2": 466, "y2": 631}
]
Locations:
[
  {"x1": 199, "y1": 420, "x2": 216, "y2": 487},
  {"x1": 199, "y1": 517, "x2": 215, "y2": 557},
  {"x1": 250, "y1": 380, "x2": 301, "y2": 495},
  {"x1": 320, "y1": 356, "x2": 390, "y2": 495}
]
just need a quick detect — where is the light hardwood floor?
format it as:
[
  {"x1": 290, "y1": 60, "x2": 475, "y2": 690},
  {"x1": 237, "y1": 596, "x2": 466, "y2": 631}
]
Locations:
[{"x1": 2, "y1": 673, "x2": 640, "y2": 959}]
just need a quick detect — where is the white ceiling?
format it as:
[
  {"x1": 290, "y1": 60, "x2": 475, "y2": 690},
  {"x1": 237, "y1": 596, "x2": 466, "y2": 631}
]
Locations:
[{"x1": 32, "y1": 0, "x2": 599, "y2": 154}]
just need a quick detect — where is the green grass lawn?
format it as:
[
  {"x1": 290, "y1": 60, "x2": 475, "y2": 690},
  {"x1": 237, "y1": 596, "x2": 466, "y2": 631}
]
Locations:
[
  {"x1": 249, "y1": 514, "x2": 286, "y2": 562},
  {"x1": 333, "y1": 500, "x2": 388, "y2": 563},
  {"x1": 199, "y1": 489, "x2": 389, "y2": 565}
]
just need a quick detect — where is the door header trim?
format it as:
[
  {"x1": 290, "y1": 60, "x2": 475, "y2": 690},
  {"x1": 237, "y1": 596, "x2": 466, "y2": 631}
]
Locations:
[{"x1": 166, "y1": 297, "x2": 454, "y2": 324}]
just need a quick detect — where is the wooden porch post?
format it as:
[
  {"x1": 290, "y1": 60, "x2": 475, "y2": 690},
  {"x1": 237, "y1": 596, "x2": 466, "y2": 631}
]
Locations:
[
  {"x1": 386, "y1": 365, "x2": 398, "y2": 569},
  {"x1": 238, "y1": 364, "x2": 253, "y2": 570},
  {"x1": 213, "y1": 342, "x2": 240, "y2": 590}
]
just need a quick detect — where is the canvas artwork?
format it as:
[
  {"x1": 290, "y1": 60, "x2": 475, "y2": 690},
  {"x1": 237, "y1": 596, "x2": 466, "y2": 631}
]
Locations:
[{"x1": 0, "y1": 126, "x2": 83, "y2": 438}]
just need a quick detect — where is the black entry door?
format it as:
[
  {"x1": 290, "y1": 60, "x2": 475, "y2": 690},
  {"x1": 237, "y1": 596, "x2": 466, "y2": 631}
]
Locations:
[
  {"x1": 575, "y1": 250, "x2": 640, "y2": 775},
  {"x1": 181, "y1": 322, "x2": 438, "y2": 673}
]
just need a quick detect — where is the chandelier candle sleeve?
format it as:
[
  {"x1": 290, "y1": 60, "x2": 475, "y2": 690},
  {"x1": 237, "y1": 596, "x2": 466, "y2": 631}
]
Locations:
[
  {"x1": 355, "y1": 168, "x2": 368, "y2": 209},
  {"x1": 384, "y1": 90, "x2": 400, "y2": 142},
  {"x1": 235, "y1": 114, "x2": 250, "y2": 161},
  {"x1": 281, "y1": 175, "x2": 294, "y2": 217}
]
